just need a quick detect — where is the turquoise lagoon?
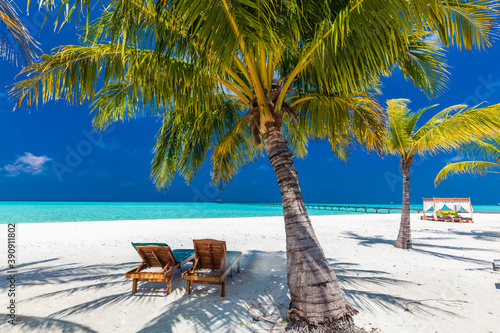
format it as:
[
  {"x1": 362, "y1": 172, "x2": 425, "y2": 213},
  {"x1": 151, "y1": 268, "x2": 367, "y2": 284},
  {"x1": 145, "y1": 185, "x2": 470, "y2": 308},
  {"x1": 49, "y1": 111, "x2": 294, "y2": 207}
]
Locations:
[{"x1": 0, "y1": 201, "x2": 499, "y2": 223}]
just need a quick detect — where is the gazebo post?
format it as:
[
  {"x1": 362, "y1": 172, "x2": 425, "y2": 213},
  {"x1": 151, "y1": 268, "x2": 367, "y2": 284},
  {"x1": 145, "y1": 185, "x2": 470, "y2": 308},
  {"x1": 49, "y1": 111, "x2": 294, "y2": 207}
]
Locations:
[
  {"x1": 433, "y1": 198, "x2": 436, "y2": 220},
  {"x1": 469, "y1": 197, "x2": 474, "y2": 222},
  {"x1": 422, "y1": 198, "x2": 425, "y2": 220}
]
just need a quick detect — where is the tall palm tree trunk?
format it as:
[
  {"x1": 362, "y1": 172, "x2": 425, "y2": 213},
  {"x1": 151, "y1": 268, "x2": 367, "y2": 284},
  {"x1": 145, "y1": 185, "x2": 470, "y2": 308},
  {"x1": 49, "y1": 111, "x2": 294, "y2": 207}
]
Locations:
[
  {"x1": 262, "y1": 125, "x2": 358, "y2": 331},
  {"x1": 395, "y1": 158, "x2": 412, "y2": 249}
]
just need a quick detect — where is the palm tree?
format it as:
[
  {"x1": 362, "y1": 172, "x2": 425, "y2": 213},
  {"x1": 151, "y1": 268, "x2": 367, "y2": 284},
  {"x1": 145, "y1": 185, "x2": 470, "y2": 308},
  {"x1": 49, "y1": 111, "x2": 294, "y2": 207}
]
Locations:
[
  {"x1": 383, "y1": 99, "x2": 500, "y2": 250},
  {"x1": 0, "y1": 0, "x2": 38, "y2": 64},
  {"x1": 11, "y1": 0, "x2": 500, "y2": 330},
  {"x1": 435, "y1": 135, "x2": 500, "y2": 185}
]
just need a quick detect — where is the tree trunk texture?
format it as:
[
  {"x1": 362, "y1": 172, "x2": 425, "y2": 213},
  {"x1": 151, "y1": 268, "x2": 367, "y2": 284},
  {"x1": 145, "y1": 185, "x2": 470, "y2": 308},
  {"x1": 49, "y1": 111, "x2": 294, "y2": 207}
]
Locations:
[
  {"x1": 394, "y1": 158, "x2": 412, "y2": 249},
  {"x1": 262, "y1": 126, "x2": 358, "y2": 332}
]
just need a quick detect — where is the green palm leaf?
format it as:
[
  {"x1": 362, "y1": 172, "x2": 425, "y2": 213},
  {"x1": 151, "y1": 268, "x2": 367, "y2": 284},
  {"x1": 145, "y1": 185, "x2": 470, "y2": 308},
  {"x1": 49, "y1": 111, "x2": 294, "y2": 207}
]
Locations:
[
  {"x1": 435, "y1": 161, "x2": 500, "y2": 185},
  {"x1": 12, "y1": 43, "x2": 223, "y2": 116},
  {"x1": 435, "y1": 134, "x2": 500, "y2": 185},
  {"x1": 0, "y1": 0, "x2": 39, "y2": 64},
  {"x1": 412, "y1": 104, "x2": 500, "y2": 156}
]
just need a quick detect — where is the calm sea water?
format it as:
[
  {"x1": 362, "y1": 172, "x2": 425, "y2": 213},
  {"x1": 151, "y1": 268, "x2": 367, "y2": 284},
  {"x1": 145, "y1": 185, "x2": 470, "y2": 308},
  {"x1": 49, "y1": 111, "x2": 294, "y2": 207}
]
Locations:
[{"x1": 0, "y1": 201, "x2": 499, "y2": 223}]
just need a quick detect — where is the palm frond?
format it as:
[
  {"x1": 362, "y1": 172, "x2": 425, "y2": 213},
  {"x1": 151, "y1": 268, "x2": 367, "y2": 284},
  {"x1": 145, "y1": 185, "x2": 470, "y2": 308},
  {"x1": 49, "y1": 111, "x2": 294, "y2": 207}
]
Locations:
[
  {"x1": 211, "y1": 115, "x2": 263, "y2": 187},
  {"x1": 397, "y1": 35, "x2": 449, "y2": 97},
  {"x1": 412, "y1": 104, "x2": 500, "y2": 156},
  {"x1": 11, "y1": 43, "x2": 223, "y2": 120},
  {"x1": 0, "y1": 0, "x2": 39, "y2": 65},
  {"x1": 457, "y1": 135, "x2": 500, "y2": 161},
  {"x1": 290, "y1": 91, "x2": 385, "y2": 159},
  {"x1": 385, "y1": 99, "x2": 414, "y2": 155},
  {"x1": 29, "y1": 0, "x2": 94, "y2": 29},
  {"x1": 434, "y1": 160, "x2": 500, "y2": 185},
  {"x1": 152, "y1": 101, "x2": 248, "y2": 189},
  {"x1": 430, "y1": 0, "x2": 499, "y2": 50},
  {"x1": 406, "y1": 104, "x2": 438, "y2": 137},
  {"x1": 412, "y1": 104, "x2": 467, "y2": 141},
  {"x1": 296, "y1": 0, "x2": 498, "y2": 100},
  {"x1": 305, "y1": 0, "x2": 418, "y2": 94},
  {"x1": 282, "y1": 113, "x2": 308, "y2": 159}
]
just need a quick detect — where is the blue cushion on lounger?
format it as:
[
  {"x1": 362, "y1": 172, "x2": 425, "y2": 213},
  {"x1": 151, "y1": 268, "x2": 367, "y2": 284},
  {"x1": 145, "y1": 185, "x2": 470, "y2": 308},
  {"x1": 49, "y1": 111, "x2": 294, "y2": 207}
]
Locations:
[
  {"x1": 172, "y1": 249, "x2": 195, "y2": 262},
  {"x1": 458, "y1": 214, "x2": 463, "y2": 218},
  {"x1": 448, "y1": 214, "x2": 454, "y2": 219},
  {"x1": 227, "y1": 251, "x2": 242, "y2": 265},
  {"x1": 131, "y1": 242, "x2": 168, "y2": 250},
  {"x1": 438, "y1": 214, "x2": 444, "y2": 218}
]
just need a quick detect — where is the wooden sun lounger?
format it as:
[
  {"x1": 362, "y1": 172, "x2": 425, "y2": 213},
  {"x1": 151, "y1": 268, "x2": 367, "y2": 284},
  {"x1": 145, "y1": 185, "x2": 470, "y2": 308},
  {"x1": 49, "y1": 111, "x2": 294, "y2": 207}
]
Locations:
[
  {"x1": 435, "y1": 215, "x2": 473, "y2": 223},
  {"x1": 436, "y1": 217, "x2": 455, "y2": 223},
  {"x1": 125, "y1": 243, "x2": 195, "y2": 295},
  {"x1": 424, "y1": 215, "x2": 469, "y2": 223},
  {"x1": 181, "y1": 239, "x2": 242, "y2": 297}
]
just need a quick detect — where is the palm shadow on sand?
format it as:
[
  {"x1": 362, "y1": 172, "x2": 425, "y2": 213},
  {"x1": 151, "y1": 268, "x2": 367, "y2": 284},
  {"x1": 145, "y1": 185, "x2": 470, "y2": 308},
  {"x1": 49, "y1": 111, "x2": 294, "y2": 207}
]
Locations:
[
  {"x1": 343, "y1": 231, "x2": 495, "y2": 266},
  {"x1": 1, "y1": 250, "x2": 463, "y2": 332},
  {"x1": 416, "y1": 228, "x2": 500, "y2": 242},
  {"x1": 0, "y1": 315, "x2": 98, "y2": 333}
]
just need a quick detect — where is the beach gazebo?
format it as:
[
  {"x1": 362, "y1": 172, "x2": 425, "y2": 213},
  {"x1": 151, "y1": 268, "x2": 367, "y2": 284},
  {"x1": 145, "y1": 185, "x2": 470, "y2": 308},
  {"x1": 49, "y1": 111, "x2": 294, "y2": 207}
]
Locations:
[{"x1": 421, "y1": 197, "x2": 473, "y2": 223}]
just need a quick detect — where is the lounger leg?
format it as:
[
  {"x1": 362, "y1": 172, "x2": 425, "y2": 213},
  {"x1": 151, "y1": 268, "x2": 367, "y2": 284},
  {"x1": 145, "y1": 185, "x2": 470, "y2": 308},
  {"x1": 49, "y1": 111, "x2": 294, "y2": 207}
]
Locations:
[
  {"x1": 186, "y1": 281, "x2": 191, "y2": 294},
  {"x1": 237, "y1": 260, "x2": 240, "y2": 273},
  {"x1": 132, "y1": 279, "x2": 138, "y2": 294},
  {"x1": 221, "y1": 282, "x2": 225, "y2": 297}
]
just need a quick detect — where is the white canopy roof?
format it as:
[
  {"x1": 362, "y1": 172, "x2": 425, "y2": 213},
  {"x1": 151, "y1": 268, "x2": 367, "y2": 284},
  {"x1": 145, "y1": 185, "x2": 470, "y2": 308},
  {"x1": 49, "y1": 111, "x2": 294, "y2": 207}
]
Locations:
[{"x1": 422, "y1": 198, "x2": 473, "y2": 213}]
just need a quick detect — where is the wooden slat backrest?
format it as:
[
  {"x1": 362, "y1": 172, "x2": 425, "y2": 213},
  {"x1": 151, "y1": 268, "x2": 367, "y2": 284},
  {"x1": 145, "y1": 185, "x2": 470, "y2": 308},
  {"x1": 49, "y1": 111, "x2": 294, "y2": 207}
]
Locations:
[
  {"x1": 193, "y1": 239, "x2": 228, "y2": 272},
  {"x1": 136, "y1": 246, "x2": 177, "y2": 269}
]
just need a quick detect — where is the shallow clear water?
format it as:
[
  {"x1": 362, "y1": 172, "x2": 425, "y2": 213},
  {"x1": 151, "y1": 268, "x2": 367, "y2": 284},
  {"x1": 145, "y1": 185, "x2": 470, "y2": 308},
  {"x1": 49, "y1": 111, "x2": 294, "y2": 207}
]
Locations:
[{"x1": 0, "y1": 201, "x2": 498, "y2": 223}]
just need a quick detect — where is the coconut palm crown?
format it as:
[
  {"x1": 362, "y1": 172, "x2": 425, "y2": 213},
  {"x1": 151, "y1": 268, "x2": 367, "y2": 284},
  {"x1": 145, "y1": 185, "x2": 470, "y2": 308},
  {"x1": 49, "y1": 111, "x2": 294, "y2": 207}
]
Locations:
[
  {"x1": 383, "y1": 99, "x2": 500, "y2": 250},
  {"x1": 435, "y1": 135, "x2": 500, "y2": 185},
  {"x1": 11, "y1": 0, "x2": 500, "y2": 330},
  {"x1": 0, "y1": 0, "x2": 38, "y2": 65}
]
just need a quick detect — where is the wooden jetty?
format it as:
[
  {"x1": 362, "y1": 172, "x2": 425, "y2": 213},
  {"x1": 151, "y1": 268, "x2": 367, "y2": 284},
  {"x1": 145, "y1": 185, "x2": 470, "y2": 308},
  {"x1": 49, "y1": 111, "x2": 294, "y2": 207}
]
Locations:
[{"x1": 250, "y1": 203, "x2": 422, "y2": 214}]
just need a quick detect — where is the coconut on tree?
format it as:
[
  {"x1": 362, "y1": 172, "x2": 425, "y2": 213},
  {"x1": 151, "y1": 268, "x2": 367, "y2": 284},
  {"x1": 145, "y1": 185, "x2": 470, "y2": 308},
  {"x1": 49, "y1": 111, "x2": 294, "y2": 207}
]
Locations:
[
  {"x1": 11, "y1": 0, "x2": 500, "y2": 330},
  {"x1": 0, "y1": 0, "x2": 38, "y2": 64},
  {"x1": 383, "y1": 99, "x2": 500, "y2": 250}
]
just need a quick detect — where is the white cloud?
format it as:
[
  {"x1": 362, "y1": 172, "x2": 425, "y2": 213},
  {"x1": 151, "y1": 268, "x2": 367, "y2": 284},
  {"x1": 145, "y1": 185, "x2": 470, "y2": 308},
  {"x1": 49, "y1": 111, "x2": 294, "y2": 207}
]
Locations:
[
  {"x1": 258, "y1": 164, "x2": 270, "y2": 171},
  {"x1": 446, "y1": 155, "x2": 464, "y2": 163},
  {"x1": 98, "y1": 141, "x2": 120, "y2": 151},
  {"x1": 2, "y1": 152, "x2": 52, "y2": 176}
]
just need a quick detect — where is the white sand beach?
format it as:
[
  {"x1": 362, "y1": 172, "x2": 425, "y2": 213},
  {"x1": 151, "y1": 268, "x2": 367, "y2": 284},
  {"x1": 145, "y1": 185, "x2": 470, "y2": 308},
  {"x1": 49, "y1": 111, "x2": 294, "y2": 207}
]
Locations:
[{"x1": 1, "y1": 213, "x2": 499, "y2": 333}]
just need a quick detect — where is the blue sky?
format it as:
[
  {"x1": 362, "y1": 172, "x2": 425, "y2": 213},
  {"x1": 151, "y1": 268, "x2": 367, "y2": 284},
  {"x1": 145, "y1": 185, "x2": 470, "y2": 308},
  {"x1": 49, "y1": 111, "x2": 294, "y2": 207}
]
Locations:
[{"x1": 1, "y1": 5, "x2": 500, "y2": 204}]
